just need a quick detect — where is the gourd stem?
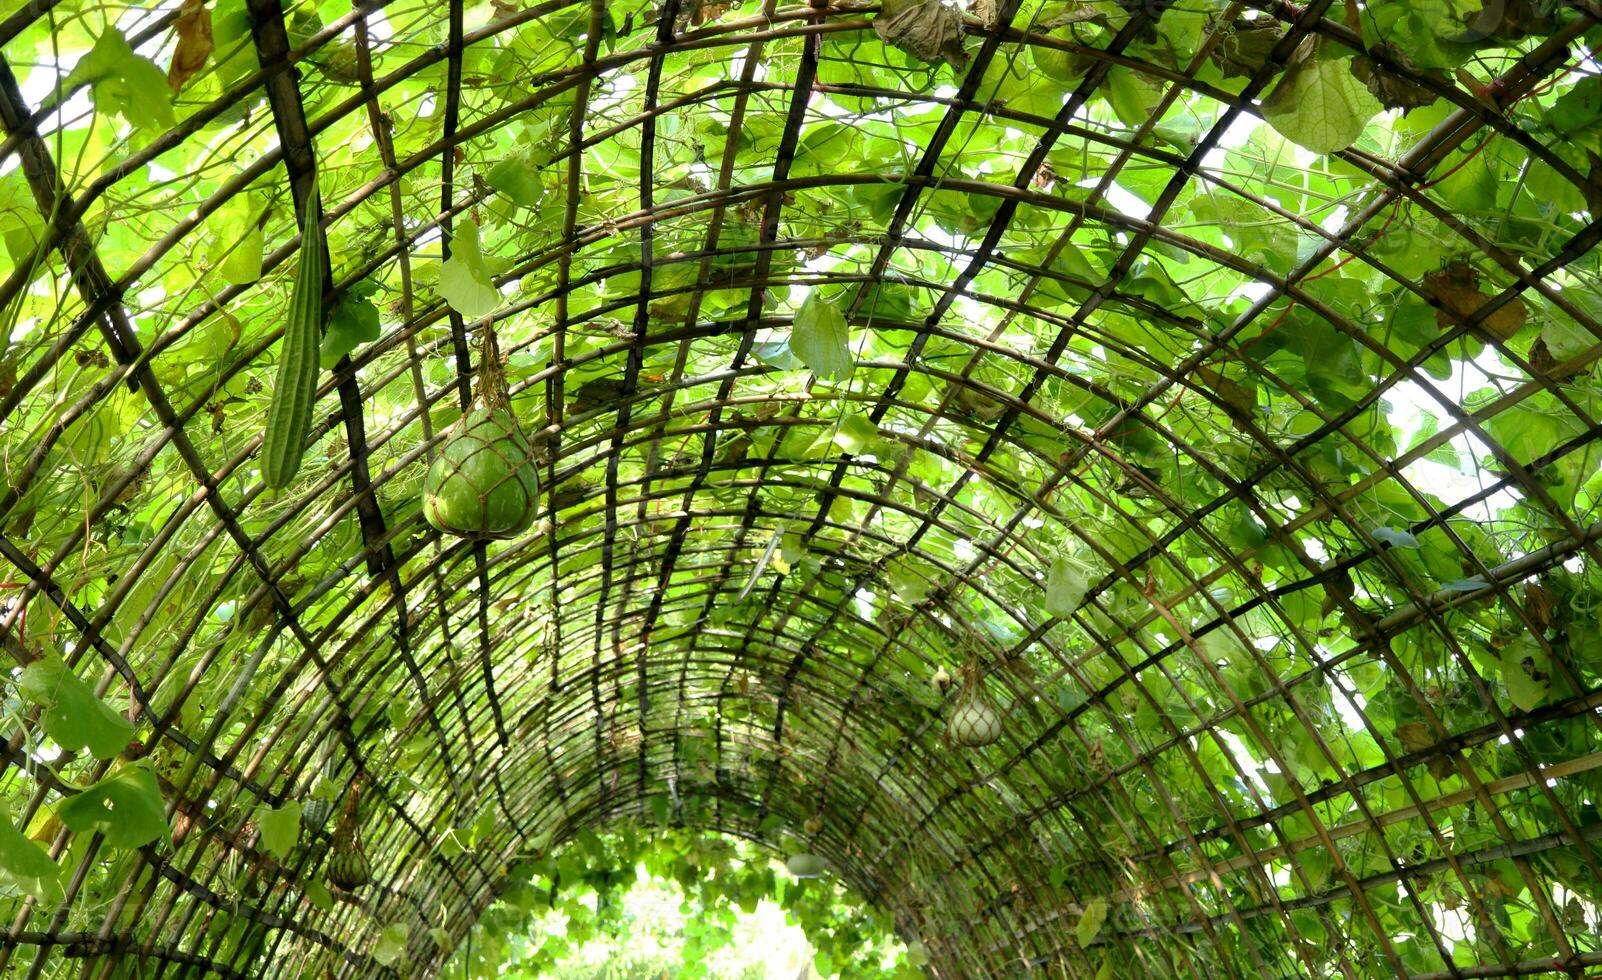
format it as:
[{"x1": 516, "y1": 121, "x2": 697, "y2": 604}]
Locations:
[
  {"x1": 957, "y1": 654, "x2": 1002, "y2": 721},
  {"x1": 336, "y1": 773, "x2": 366, "y2": 844},
  {"x1": 475, "y1": 317, "x2": 510, "y2": 411}
]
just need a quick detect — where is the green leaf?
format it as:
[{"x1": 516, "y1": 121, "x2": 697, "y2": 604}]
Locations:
[
  {"x1": 791, "y1": 292, "x2": 852, "y2": 380},
  {"x1": 1051, "y1": 243, "x2": 1103, "y2": 285},
  {"x1": 318, "y1": 284, "x2": 382, "y2": 369},
  {"x1": 1045, "y1": 556, "x2": 1090, "y2": 619},
  {"x1": 207, "y1": 193, "x2": 269, "y2": 286},
  {"x1": 487, "y1": 148, "x2": 548, "y2": 208},
  {"x1": 887, "y1": 558, "x2": 932, "y2": 603},
  {"x1": 1031, "y1": 243, "x2": 1104, "y2": 306},
  {"x1": 386, "y1": 695, "x2": 411, "y2": 730},
  {"x1": 1260, "y1": 38, "x2": 1378, "y2": 154},
  {"x1": 752, "y1": 337, "x2": 805, "y2": 371},
  {"x1": 804, "y1": 412, "x2": 880, "y2": 459},
  {"x1": 257, "y1": 802, "x2": 301, "y2": 859},
  {"x1": 1547, "y1": 75, "x2": 1602, "y2": 152},
  {"x1": 306, "y1": 879, "x2": 335, "y2": 910},
  {"x1": 18, "y1": 656, "x2": 135, "y2": 759},
  {"x1": 1, "y1": 172, "x2": 46, "y2": 267},
  {"x1": 1501, "y1": 637, "x2": 1550, "y2": 713},
  {"x1": 1371, "y1": 526, "x2": 1420, "y2": 548},
  {"x1": 1541, "y1": 315, "x2": 1595, "y2": 362},
  {"x1": 834, "y1": 413, "x2": 879, "y2": 454},
  {"x1": 0, "y1": 818, "x2": 59, "y2": 901},
  {"x1": 219, "y1": 228, "x2": 265, "y2": 286},
  {"x1": 373, "y1": 922, "x2": 409, "y2": 966},
  {"x1": 1077, "y1": 895, "x2": 1108, "y2": 947},
  {"x1": 437, "y1": 218, "x2": 501, "y2": 318},
  {"x1": 1358, "y1": 0, "x2": 1477, "y2": 70},
  {"x1": 1103, "y1": 70, "x2": 1164, "y2": 130},
  {"x1": 64, "y1": 28, "x2": 176, "y2": 132},
  {"x1": 1048, "y1": 862, "x2": 1069, "y2": 891},
  {"x1": 438, "y1": 827, "x2": 466, "y2": 858},
  {"x1": 58, "y1": 762, "x2": 167, "y2": 849}
]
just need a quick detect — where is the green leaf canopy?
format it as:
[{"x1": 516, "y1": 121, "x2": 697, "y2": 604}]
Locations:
[{"x1": 2, "y1": 0, "x2": 1602, "y2": 976}]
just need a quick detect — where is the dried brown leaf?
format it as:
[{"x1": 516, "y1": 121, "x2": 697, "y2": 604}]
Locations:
[
  {"x1": 1395, "y1": 721, "x2": 1433, "y2": 752},
  {"x1": 167, "y1": 0, "x2": 214, "y2": 94},
  {"x1": 874, "y1": 0, "x2": 967, "y2": 70},
  {"x1": 1524, "y1": 582, "x2": 1555, "y2": 630},
  {"x1": 1460, "y1": 0, "x2": 1555, "y2": 42},
  {"x1": 690, "y1": 0, "x2": 732, "y2": 25},
  {"x1": 1350, "y1": 44, "x2": 1446, "y2": 112},
  {"x1": 1209, "y1": 19, "x2": 1283, "y2": 80},
  {"x1": 1194, "y1": 365, "x2": 1256, "y2": 421},
  {"x1": 1422, "y1": 262, "x2": 1528, "y2": 340}
]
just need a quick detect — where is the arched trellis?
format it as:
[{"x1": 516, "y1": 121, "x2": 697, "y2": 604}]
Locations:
[{"x1": 3, "y1": 0, "x2": 1602, "y2": 974}]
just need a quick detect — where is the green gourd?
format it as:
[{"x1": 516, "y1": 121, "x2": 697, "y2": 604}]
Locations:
[
  {"x1": 786, "y1": 853, "x2": 827, "y2": 877},
  {"x1": 422, "y1": 325, "x2": 539, "y2": 539},
  {"x1": 326, "y1": 778, "x2": 371, "y2": 890},
  {"x1": 327, "y1": 833, "x2": 371, "y2": 890},
  {"x1": 300, "y1": 797, "x2": 333, "y2": 832}
]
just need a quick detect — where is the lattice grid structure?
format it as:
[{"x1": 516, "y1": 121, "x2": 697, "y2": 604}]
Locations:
[{"x1": 2, "y1": 0, "x2": 1602, "y2": 975}]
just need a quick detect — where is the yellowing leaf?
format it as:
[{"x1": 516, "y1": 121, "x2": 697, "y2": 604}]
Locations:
[
  {"x1": 792, "y1": 291, "x2": 852, "y2": 380},
  {"x1": 1260, "y1": 38, "x2": 1378, "y2": 154},
  {"x1": 1194, "y1": 365, "x2": 1256, "y2": 420},
  {"x1": 1395, "y1": 721, "x2": 1434, "y2": 752},
  {"x1": 438, "y1": 219, "x2": 500, "y2": 319}
]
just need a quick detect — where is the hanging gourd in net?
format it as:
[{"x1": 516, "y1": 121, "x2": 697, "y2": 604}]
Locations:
[
  {"x1": 299, "y1": 735, "x2": 340, "y2": 833},
  {"x1": 946, "y1": 658, "x2": 1005, "y2": 748},
  {"x1": 326, "y1": 777, "x2": 373, "y2": 891},
  {"x1": 422, "y1": 321, "x2": 541, "y2": 539}
]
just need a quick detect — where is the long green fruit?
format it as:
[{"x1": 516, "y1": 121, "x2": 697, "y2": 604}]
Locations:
[{"x1": 262, "y1": 188, "x2": 324, "y2": 489}]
